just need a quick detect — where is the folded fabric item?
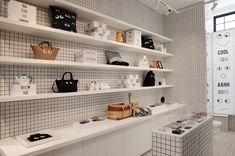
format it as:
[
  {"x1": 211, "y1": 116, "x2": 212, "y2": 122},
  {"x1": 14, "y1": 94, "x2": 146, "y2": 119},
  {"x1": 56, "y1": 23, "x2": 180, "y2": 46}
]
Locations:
[
  {"x1": 133, "y1": 107, "x2": 152, "y2": 117},
  {"x1": 109, "y1": 61, "x2": 129, "y2": 66}
]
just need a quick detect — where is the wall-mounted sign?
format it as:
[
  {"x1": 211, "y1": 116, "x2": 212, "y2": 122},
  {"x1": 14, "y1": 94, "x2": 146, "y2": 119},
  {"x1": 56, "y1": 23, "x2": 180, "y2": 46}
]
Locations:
[{"x1": 212, "y1": 29, "x2": 235, "y2": 115}]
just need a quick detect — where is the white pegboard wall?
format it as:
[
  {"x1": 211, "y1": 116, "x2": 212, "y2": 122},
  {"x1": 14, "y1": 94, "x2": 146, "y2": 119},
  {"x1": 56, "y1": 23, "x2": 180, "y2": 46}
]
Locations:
[
  {"x1": 0, "y1": 90, "x2": 165, "y2": 139},
  {"x1": 0, "y1": 0, "x2": 167, "y2": 140},
  {"x1": 65, "y1": 0, "x2": 163, "y2": 34},
  {"x1": 163, "y1": 4, "x2": 207, "y2": 113}
]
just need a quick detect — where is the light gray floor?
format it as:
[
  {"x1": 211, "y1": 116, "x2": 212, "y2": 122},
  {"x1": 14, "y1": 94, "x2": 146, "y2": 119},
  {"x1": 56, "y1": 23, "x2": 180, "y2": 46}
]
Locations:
[
  {"x1": 213, "y1": 132, "x2": 235, "y2": 156},
  {"x1": 142, "y1": 132, "x2": 235, "y2": 156}
]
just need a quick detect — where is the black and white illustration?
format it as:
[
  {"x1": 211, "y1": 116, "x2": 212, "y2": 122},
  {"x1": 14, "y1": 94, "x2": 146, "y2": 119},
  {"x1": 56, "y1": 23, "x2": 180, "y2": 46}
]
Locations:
[{"x1": 212, "y1": 29, "x2": 235, "y2": 114}]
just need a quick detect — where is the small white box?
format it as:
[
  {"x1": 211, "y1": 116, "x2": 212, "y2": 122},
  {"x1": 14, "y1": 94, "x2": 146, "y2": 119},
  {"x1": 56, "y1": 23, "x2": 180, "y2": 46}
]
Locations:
[
  {"x1": 126, "y1": 29, "x2": 141, "y2": 47},
  {"x1": 10, "y1": 84, "x2": 36, "y2": 96},
  {"x1": 124, "y1": 84, "x2": 133, "y2": 88},
  {"x1": 133, "y1": 75, "x2": 139, "y2": 79},
  {"x1": 124, "y1": 75, "x2": 134, "y2": 79},
  {"x1": 89, "y1": 31, "x2": 108, "y2": 40},
  {"x1": 75, "y1": 50, "x2": 97, "y2": 63},
  {"x1": 88, "y1": 21, "x2": 107, "y2": 30},
  {"x1": 91, "y1": 27, "x2": 106, "y2": 34},
  {"x1": 8, "y1": 0, "x2": 36, "y2": 24},
  {"x1": 106, "y1": 30, "x2": 110, "y2": 36}
]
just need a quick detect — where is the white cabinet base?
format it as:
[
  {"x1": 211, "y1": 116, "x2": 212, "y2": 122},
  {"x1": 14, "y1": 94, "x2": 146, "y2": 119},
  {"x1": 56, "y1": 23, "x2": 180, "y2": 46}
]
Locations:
[{"x1": 37, "y1": 142, "x2": 83, "y2": 156}]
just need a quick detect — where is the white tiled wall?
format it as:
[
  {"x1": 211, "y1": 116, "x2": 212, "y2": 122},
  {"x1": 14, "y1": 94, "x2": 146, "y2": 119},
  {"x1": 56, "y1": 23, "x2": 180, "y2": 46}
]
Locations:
[
  {"x1": 213, "y1": 115, "x2": 229, "y2": 132},
  {"x1": 163, "y1": 4, "x2": 207, "y2": 113},
  {"x1": 0, "y1": 0, "x2": 208, "y2": 141},
  {"x1": 215, "y1": 115, "x2": 235, "y2": 132},
  {"x1": 66, "y1": 0, "x2": 163, "y2": 34},
  {"x1": 0, "y1": 0, "x2": 167, "y2": 139}
]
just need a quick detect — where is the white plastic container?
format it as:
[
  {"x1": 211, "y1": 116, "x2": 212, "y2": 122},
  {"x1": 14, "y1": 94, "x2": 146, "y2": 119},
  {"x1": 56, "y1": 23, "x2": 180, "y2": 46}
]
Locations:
[{"x1": 8, "y1": 0, "x2": 36, "y2": 24}]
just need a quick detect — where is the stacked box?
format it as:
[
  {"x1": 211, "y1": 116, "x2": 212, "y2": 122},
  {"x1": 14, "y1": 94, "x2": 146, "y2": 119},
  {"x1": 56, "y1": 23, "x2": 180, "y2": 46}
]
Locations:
[
  {"x1": 119, "y1": 75, "x2": 141, "y2": 88},
  {"x1": 8, "y1": 0, "x2": 36, "y2": 24},
  {"x1": 74, "y1": 50, "x2": 97, "y2": 63},
  {"x1": 87, "y1": 21, "x2": 110, "y2": 40},
  {"x1": 126, "y1": 29, "x2": 142, "y2": 47},
  {"x1": 88, "y1": 80, "x2": 111, "y2": 91},
  {"x1": 10, "y1": 84, "x2": 37, "y2": 96}
]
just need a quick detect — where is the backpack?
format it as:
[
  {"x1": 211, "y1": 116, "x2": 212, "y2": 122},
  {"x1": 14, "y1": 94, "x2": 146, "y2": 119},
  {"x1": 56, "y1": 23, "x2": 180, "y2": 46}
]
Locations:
[{"x1": 143, "y1": 71, "x2": 155, "y2": 86}]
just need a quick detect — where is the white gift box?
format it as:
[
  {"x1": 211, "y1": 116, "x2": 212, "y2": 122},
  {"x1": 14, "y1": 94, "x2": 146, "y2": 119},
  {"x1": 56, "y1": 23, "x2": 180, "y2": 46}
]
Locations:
[
  {"x1": 88, "y1": 31, "x2": 108, "y2": 39},
  {"x1": 124, "y1": 74, "x2": 134, "y2": 79},
  {"x1": 106, "y1": 30, "x2": 110, "y2": 36},
  {"x1": 8, "y1": 0, "x2": 36, "y2": 24},
  {"x1": 133, "y1": 75, "x2": 139, "y2": 79},
  {"x1": 99, "y1": 82, "x2": 110, "y2": 90},
  {"x1": 88, "y1": 21, "x2": 107, "y2": 30},
  {"x1": 126, "y1": 29, "x2": 142, "y2": 47},
  {"x1": 89, "y1": 31, "x2": 108, "y2": 40},
  {"x1": 124, "y1": 84, "x2": 133, "y2": 88},
  {"x1": 10, "y1": 84, "x2": 36, "y2": 96},
  {"x1": 120, "y1": 74, "x2": 140, "y2": 88},
  {"x1": 75, "y1": 50, "x2": 97, "y2": 63},
  {"x1": 88, "y1": 81, "x2": 110, "y2": 91},
  {"x1": 87, "y1": 21, "x2": 110, "y2": 39}
]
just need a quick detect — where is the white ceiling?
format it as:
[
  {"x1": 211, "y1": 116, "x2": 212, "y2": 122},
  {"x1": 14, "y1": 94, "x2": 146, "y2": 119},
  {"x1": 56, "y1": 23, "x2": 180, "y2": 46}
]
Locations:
[{"x1": 137, "y1": 0, "x2": 204, "y2": 14}]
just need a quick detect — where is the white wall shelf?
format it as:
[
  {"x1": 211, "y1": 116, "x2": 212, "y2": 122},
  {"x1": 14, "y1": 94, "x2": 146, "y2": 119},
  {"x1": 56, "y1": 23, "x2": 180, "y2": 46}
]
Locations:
[
  {"x1": 0, "y1": 104, "x2": 184, "y2": 156},
  {"x1": 24, "y1": 0, "x2": 172, "y2": 43},
  {"x1": 0, "y1": 17, "x2": 173, "y2": 58},
  {"x1": 0, "y1": 57, "x2": 173, "y2": 72},
  {"x1": 0, "y1": 85, "x2": 174, "y2": 103}
]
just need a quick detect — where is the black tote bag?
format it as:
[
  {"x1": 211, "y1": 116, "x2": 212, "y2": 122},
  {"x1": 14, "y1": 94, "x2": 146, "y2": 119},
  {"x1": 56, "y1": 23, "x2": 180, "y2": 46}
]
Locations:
[{"x1": 52, "y1": 72, "x2": 78, "y2": 93}]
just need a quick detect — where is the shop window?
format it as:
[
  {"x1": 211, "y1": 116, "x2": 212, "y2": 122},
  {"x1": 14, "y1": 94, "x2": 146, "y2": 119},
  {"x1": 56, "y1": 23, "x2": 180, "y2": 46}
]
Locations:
[{"x1": 214, "y1": 11, "x2": 235, "y2": 32}]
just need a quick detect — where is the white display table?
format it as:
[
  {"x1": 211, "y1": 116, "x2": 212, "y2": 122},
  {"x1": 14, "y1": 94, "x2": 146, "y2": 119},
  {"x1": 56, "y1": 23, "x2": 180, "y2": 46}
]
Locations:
[{"x1": 152, "y1": 116, "x2": 213, "y2": 156}]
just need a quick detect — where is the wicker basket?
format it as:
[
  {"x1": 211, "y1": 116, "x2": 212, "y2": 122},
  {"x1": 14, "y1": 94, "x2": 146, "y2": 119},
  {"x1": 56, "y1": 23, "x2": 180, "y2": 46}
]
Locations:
[
  {"x1": 31, "y1": 42, "x2": 59, "y2": 60},
  {"x1": 107, "y1": 102, "x2": 139, "y2": 120}
]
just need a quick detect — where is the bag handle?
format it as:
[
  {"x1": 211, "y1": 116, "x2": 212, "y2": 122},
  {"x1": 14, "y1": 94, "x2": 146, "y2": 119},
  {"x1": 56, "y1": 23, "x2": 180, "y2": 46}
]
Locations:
[
  {"x1": 62, "y1": 72, "x2": 74, "y2": 80},
  {"x1": 28, "y1": 75, "x2": 33, "y2": 83},
  {"x1": 39, "y1": 41, "x2": 52, "y2": 48}
]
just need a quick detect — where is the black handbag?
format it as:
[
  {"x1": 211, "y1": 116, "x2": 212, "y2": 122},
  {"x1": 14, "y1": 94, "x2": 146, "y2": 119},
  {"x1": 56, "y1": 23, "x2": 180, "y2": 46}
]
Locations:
[
  {"x1": 52, "y1": 72, "x2": 78, "y2": 93},
  {"x1": 143, "y1": 71, "x2": 155, "y2": 86}
]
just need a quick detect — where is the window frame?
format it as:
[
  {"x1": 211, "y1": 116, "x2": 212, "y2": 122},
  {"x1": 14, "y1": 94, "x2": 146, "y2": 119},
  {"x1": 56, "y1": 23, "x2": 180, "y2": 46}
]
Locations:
[{"x1": 214, "y1": 11, "x2": 235, "y2": 32}]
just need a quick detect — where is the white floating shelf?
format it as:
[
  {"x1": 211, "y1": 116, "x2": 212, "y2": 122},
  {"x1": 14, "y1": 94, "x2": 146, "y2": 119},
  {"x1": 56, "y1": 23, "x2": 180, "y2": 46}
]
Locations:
[
  {"x1": 0, "y1": 85, "x2": 174, "y2": 102},
  {"x1": 0, "y1": 17, "x2": 172, "y2": 57},
  {"x1": 24, "y1": 0, "x2": 172, "y2": 43},
  {"x1": 0, "y1": 57, "x2": 173, "y2": 72}
]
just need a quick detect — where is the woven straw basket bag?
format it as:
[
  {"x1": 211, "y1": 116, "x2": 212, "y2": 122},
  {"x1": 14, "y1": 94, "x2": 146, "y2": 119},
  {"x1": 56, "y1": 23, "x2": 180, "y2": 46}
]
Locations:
[{"x1": 31, "y1": 42, "x2": 59, "y2": 60}]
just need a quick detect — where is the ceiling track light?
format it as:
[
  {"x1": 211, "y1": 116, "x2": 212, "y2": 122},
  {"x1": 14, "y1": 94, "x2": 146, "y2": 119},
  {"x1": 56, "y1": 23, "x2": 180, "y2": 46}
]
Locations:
[
  {"x1": 211, "y1": 1, "x2": 218, "y2": 10},
  {"x1": 204, "y1": 0, "x2": 219, "y2": 10},
  {"x1": 154, "y1": 0, "x2": 180, "y2": 15}
]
